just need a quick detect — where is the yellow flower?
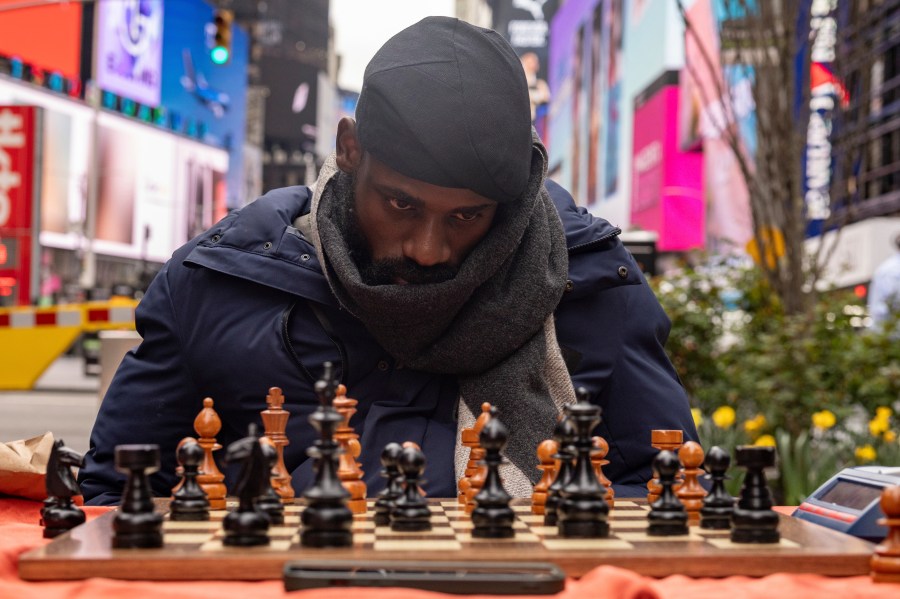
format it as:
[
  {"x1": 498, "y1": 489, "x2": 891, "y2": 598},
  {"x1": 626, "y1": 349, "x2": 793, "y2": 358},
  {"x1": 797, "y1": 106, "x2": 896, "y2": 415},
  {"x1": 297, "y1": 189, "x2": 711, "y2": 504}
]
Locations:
[
  {"x1": 754, "y1": 434, "x2": 776, "y2": 447},
  {"x1": 876, "y1": 406, "x2": 893, "y2": 420},
  {"x1": 691, "y1": 408, "x2": 703, "y2": 427},
  {"x1": 870, "y1": 417, "x2": 890, "y2": 437},
  {"x1": 855, "y1": 445, "x2": 877, "y2": 462},
  {"x1": 743, "y1": 414, "x2": 767, "y2": 434},
  {"x1": 712, "y1": 406, "x2": 736, "y2": 429},
  {"x1": 884, "y1": 430, "x2": 897, "y2": 443},
  {"x1": 811, "y1": 410, "x2": 836, "y2": 430}
]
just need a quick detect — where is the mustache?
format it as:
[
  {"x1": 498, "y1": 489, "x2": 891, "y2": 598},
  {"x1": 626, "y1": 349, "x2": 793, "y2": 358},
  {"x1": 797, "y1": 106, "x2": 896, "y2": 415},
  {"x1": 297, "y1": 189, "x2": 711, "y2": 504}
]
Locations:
[{"x1": 361, "y1": 257, "x2": 458, "y2": 285}]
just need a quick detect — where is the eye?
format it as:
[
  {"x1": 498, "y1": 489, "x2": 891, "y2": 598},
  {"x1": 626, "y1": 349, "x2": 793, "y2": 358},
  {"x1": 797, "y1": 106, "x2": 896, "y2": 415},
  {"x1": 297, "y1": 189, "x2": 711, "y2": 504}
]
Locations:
[
  {"x1": 388, "y1": 197, "x2": 413, "y2": 211},
  {"x1": 452, "y1": 211, "x2": 481, "y2": 222}
]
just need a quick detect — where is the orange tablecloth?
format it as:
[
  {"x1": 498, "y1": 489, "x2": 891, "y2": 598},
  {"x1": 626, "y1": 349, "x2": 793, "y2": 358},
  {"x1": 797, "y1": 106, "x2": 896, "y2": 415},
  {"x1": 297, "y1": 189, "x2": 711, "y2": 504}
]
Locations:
[{"x1": 1, "y1": 498, "x2": 897, "y2": 599}]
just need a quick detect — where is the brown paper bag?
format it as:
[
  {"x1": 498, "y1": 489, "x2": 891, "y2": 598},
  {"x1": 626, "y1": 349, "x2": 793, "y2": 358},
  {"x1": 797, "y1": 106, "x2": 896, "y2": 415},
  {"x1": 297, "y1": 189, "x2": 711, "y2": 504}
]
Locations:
[{"x1": 0, "y1": 432, "x2": 54, "y2": 500}]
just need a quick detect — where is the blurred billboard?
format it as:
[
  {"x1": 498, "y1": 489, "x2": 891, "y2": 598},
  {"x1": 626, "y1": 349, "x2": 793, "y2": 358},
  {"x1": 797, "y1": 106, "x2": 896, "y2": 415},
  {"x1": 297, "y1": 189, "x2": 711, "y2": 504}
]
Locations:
[{"x1": 0, "y1": 0, "x2": 83, "y2": 79}]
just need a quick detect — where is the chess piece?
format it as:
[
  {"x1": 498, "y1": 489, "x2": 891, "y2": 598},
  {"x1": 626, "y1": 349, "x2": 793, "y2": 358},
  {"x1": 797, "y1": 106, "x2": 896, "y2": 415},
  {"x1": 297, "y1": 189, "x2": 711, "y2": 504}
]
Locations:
[
  {"x1": 41, "y1": 439, "x2": 86, "y2": 538},
  {"x1": 544, "y1": 414, "x2": 577, "y2": 527},
  {"x1": 871, "y1": 484, "x2": 900, "y2": 583},
  {"x1": 223, "y1": 424, "x2": 271, "y2": 546},
  {"x1": 591, "y1": 436, "x2": 614, "y2": 506},
  {"x1": 531, "y1": 439, "x2": 558, "y2": 515},
  {"x1": 472, "y1": 407, "x2": 515, "y2": 538},
  {"x1": 169, "y1": 437, "x2": 210, "y2": 521},
  {"x1": 462, "y1": 402, "x2": 492, "y2": 510},
  {"x1": 300, "y1": 363, "x2": 353, "y2": 547},
  {"x1": 112, "y1": 445, "x2": 164, "y2": 548},
  {"x1": 558, "y1": 393, "x2": 609, "y2": 538},
  {"x1": 261, "y1": 387, "x2": 294, "y2": 503},
  {"x1": 647, "y1": 429, "x2": 682, "y2": 503},
  {"x1": 391, "y1": 444, "x2": 432, "y2": 532},
  {"x1": 194, "y1": 397, "x2": 227, "y2": 509},
  {"x1": 334, "y1": 383, "x2": 367, "y2": 514},
  {"x1": 730, "y1": 445, "x2": 780, "y2": 544},
  {"x1": 647, "y1": 450, "x2": 688, "y2": 536},
  {"x1": 700, "y1": 446, "x2": 734, "y2": 530},
  {"x1": 676, "y1": 441, "x2": 707, "y2": 522},
  {"x1": 374, "y1": 442, "x2": 404, "y2": 526},
  {"x1": 255, "y1": 437, "x2": 285, "y2": 525}
]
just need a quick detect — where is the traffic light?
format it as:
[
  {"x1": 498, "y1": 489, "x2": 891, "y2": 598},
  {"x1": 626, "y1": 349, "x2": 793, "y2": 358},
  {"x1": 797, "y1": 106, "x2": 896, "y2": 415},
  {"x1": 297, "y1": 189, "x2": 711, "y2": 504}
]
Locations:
[{"x1": 211, "y1": 9, "x2": 233, "y2": 65}]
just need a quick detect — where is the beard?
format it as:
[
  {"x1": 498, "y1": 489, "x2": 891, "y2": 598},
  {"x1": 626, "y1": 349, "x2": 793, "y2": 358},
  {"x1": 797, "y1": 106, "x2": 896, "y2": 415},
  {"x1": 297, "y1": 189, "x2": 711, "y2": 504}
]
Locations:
[{"x1": 339, "y1": 182, "x2": 458, "y2": 286}]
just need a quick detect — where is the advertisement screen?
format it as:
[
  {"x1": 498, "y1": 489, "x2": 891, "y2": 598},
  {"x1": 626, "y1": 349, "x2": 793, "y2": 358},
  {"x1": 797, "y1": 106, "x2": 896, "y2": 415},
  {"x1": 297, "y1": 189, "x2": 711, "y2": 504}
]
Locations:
[
  {"x1": 0, "y1": 0, "x2": 83, "y2": 79},
  {"x1": 547, "y1": 0, "x2": 601, "y2": 206},
  {"x1": 91, "y1": 114, "x2": 227, "y2": 263},
  {"x1": 631, "y1": 82, "x2": 704, "y2": 251},
  {"x1": 160, "y1": 0, "x2": 249, "y2": 209},
  {"x1": 678, "y1": 0, "x2": 753, "y2": 252},
  {"x1": 95, "y1": 0, "x2": 165, "y2": 107},
  {"x1": 261, "y1": 55, "x2": 320, "y2": 152},
  {"x1": 0, "y1": 105, "x2": 40, "y2": 306}
]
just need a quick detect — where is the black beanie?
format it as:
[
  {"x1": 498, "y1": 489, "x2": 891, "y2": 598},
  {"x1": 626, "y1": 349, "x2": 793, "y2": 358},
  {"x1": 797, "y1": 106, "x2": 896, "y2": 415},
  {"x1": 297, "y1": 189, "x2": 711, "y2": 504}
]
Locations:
[{"x1": 355, "y1": 17, "x2": 533, "y2": 204}]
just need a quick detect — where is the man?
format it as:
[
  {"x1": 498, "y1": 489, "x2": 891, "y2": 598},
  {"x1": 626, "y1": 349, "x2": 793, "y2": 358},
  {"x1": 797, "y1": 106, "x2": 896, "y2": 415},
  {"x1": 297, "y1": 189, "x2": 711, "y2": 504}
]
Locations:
[
  {"x1": 868, "y1": 232, "x2": 900, "y2": 333},
  {"x1": 79, "y1": 17, "x2": 697, "y2": 505}
]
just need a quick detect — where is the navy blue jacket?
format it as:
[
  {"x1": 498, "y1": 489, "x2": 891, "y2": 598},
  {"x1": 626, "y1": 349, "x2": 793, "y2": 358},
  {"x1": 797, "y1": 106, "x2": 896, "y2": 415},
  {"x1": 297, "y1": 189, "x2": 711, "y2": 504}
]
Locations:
[{"x1": 79, "y1": 181, "x2": 698, "y2": 504}]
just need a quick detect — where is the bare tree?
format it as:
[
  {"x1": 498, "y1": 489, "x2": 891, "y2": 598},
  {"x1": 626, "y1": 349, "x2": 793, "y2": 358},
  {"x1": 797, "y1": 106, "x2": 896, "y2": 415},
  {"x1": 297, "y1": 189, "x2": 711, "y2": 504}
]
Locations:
[{"x1": 675, "y1": 0, "x2": 856, "y2": 317}]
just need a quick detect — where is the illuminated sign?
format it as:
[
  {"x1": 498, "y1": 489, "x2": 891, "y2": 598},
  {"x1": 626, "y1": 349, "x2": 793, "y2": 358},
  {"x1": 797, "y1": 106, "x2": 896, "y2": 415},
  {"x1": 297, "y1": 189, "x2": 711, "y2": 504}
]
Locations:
[
  {"x1": 95, "y1": 0, "x2": 165, "y2": 106},
  {"x1": 0, "y1": 106, "x2": 39, "y2": 306}
]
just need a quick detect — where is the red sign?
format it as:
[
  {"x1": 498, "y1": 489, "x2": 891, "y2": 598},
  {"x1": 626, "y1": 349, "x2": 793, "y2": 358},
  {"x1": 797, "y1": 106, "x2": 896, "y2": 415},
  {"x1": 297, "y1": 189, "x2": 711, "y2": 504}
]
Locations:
[
  {"x1": 0, "y1": 106, "x2": 39, "y2": 306},
  {"x1": 0, "y1": 0, "x2": 83, "y2": 79}
]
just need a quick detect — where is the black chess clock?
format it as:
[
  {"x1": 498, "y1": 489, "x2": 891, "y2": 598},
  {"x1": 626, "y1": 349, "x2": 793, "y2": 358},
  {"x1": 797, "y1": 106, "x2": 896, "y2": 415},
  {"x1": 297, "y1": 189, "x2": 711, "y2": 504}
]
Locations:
[{"x1": 792, "y1": 465, "x2": 900, "y2": 541}]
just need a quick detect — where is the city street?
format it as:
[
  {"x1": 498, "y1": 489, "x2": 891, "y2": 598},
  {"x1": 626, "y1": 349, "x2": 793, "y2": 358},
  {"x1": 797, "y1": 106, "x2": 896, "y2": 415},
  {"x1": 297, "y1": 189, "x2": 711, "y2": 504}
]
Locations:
[{"x1": 0, "y1": 356, "x2": 99, "y2": 455}]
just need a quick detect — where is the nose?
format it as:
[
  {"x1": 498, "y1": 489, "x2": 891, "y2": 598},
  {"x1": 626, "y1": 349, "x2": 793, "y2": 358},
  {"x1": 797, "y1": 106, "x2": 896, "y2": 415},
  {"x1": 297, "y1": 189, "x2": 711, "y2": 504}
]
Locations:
[{"x1": 402, "y1": 217, "x2": 452, "y2": 267}]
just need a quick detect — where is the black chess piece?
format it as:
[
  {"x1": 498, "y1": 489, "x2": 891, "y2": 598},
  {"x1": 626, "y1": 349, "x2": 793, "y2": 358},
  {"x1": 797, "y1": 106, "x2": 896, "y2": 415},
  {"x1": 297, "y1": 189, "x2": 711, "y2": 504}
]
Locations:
[
  {"x1": 647, "y1": 450, "x2": 689, "y2": 536},
  {"x1": 544, "y1": 414, "x2": 577, "y2": 527},
  {"x1": 41, "y1": 439, "x2": 86, "y2": 538},
  {"x1": 731, "y1": 445, "x2": 780, "y2": 543},
  {"x1": 170, "y1": 438, "x2": 210, "y2": 521},
  {"x1": 301, "y1": 363, "x2": 353, "y2": 547},
  {"x1": 700, "y1": 445, "x2": 734, "y2": 530},
  {"x1": 558, "y1": 391, "x2": 610, "y2": 538},
  {"x1": 472, "y1": 407, "x2": 515, "y2": 538},
  {"x1": 391, "y1": 445, "x2": 432, "y2": 532},
  {"x1": 374, "y1": 442, "x2": 404, "y2": 526},
  {"x1": 223, "y1": 424, "x2": 271, "y2": 546},
  {"x1": 255, "y1": 439, "x2": 285, "y2": 525},
  {"x1": 112, "y1": 444, "x2": 164, "y2": 548}
]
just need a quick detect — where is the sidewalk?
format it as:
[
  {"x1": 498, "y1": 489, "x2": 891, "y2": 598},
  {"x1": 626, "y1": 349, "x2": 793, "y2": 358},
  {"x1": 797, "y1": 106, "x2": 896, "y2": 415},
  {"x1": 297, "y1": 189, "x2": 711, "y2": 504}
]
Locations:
[{"x1": 0, "y1": 356, "x2": 100, "y2": 455}]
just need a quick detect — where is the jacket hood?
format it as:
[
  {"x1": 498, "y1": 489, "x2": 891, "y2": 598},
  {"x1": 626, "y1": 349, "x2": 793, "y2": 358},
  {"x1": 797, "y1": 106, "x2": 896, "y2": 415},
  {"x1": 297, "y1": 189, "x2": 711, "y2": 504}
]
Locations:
[{"x1": 182, "y1": 185, "x2": 337, "y2": 306}]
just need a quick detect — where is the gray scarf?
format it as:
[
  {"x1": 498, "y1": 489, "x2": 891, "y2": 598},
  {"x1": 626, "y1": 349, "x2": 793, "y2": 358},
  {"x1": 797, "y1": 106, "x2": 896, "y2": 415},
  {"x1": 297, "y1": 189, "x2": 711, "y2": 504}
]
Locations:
[{"x1": 310, "y1": 138, "x2": 573, "y2": 481}]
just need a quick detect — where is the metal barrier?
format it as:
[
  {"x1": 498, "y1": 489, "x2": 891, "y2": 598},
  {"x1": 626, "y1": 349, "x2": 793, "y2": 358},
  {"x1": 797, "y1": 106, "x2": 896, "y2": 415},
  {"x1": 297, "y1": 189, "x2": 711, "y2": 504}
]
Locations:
[{"x1": 0, "y1": 299, "x2": 138, "y2": 390}]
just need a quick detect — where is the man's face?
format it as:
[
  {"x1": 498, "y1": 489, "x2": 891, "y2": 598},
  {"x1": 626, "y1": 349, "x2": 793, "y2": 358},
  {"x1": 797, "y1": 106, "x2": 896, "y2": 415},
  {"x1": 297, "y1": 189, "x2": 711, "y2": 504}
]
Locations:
[{"x1": 347, "y1": 152, "x2": 499, "y2": 286}]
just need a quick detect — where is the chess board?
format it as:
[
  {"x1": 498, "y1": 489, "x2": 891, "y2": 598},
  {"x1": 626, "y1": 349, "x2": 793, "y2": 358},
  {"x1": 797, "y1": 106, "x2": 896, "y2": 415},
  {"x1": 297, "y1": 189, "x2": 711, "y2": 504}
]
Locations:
[{"x1": 18, "y1": 498, "x2": 875, "y2": 581}]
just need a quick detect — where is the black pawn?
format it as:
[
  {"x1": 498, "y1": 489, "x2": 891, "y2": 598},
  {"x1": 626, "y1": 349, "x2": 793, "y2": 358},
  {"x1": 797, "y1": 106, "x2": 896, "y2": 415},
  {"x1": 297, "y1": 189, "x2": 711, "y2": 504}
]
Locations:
[
  {"x1": 170, "y1": 439, "x2": 210, "y2": 521},
  {"x1": 731, "y1": 445, "x2": 780, "y2": 543},
  {"x1": 223, "y1": 424, "x2": 270, "y2": 546},
  {"x1": 301, "y1": 362, "x2": 353, "y2": 547},
  {"x1": 700, "y1": 446, "x2": 734, "y2": 530},
  {"x1": 391, "y1": 445, "x2": 432, "y2": 532},
  {"x1": 113, "y1": 444, "x2": 164, "y2": 548},
  {"x1": 255, "y1": 440, "x2": 285, "y2": 525},
  {"x1": 558, "y1": 392, "x2": 610, "y2": 538},
  {"x1": 647, "y1": 450, "x2": 688, "y2": 536},
  {"x1": 544, "y1": 415, "x2": 577, "y2": 526},
  {"x1": 41, "y1": 439, "x2": 86, "y2": 538},
  {"x1": 374, "y1": 442, "x2": 404, "y2": 526},
  {"x1": 472, "y1": 408, "x2": 514, "y2": 539}
]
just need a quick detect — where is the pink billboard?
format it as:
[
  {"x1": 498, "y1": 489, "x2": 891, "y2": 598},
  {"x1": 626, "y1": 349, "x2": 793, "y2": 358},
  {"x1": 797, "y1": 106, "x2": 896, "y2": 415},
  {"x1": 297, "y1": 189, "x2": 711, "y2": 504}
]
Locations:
[{"x1": 631, "y1": 82, "x2": 704, "y2": 252}]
